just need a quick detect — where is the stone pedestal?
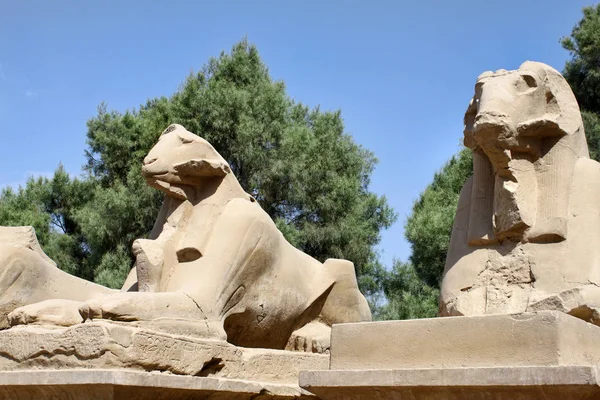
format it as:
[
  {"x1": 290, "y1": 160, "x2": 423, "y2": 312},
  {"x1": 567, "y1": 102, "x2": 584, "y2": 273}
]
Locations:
[
  {"x1": 0, "y1": 321, "x2": 327, "y2": 399},
  {"x1": 300, "y1": 311, "x2": 600, "y2": 399},
  {"x1": 0, "y1": 369, "x2": 316, "y2": 399}
]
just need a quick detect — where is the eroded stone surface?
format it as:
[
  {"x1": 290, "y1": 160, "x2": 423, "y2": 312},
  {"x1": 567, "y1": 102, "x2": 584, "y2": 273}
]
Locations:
[
  {"x1": 0, "y1": 231, "x2": 114, "y2": 329},
  {"x1": 441, "y1": 61, "x2": 600, "y2": 322},
  {"x1": 0, "y1": 321, "x2": 328, "y2": 384}
]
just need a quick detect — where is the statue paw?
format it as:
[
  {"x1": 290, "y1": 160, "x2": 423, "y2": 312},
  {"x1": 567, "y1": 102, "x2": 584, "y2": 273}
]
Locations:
[
  {"x1": 79, "y1": 291, "x2": 227, "y2": 340},
  {"x1": 285, "y1": 321, "x2": 331, "y2": 354},
  {"x1": 8, "y1": 299, "x2": 84, "y2": 327},
  {"x1": 79, "y1": 292, "x2": 151, "y2": 322},
  {"x1": 79, "y1": 291, "x2": 206, "y2": 322}
]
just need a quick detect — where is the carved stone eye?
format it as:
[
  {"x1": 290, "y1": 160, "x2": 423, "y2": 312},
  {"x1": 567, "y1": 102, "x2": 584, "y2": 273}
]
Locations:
[
  {"x1": 164, "y1": 125, "x2": 177, "y2": 134},
  {"x1": 179, "y1": 135, "x2": 194, "y2": 144},
  {"x1": 514, "y1": 74, "x2": 538, "y2": 95},
  {"x1": 521, "y1": 74, "x2": 538, "y2": 88},
  {"x1": 176, "y1": 247, "x2": 201, "y2": 262}
]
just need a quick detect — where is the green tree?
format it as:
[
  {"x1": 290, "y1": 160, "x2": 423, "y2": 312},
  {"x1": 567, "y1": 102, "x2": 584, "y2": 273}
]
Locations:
[
  {"x1": 561, "y1": 4, "x2": 600, "y2": 167},
  {"x1": 405, "y1": 148, "x2": 473, "y2": 288},
  {"x1": 561, "y1": 4, "x2": 600, "y2": 114},
  {"x1": 1, "y1": 39, "x2": 396, "y2": 295},
  {"x1": 582, "y1": 110, "x2": 600, "y2": 160},
  {"x1": 375, "y1": 261, "x2": 440, "y2": 320},
  {"x1": 375, "y1": 149, "x2": 472, "y2": 320}
]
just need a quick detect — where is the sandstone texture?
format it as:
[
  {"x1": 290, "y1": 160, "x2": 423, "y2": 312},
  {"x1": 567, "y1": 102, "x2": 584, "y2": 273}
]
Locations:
[
  {"x1": 0, "y1": 320, "x2": 328, "y2": 384},
  {"x1": 300, "y1": 366, "x2": 600, "y2": 400},
  {"x1": 0, "y1": 369, "x2": 318, "y2": 399},
  {"x1": 327, "y1": 311, "x2": 600, "y2": 370},
  {"x1": 300, "y1": 312, "x2": 600, "y2": 399},
  {"x1": 441, "y1": 61, "x2": 600, "y2": 321}
]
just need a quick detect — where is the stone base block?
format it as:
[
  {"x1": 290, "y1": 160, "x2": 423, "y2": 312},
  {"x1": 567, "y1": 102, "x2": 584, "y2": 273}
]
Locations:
[
  {"x1": 0, "y1": 321, "x2": 328, "y2": 398},
  {"x1": 0, "y1": 369, "x2": 316, "y2": 399},
  {"x1": 300, "y1": 312, "x2": 600, "y2": 399},
  {"x1": 0, "y1": 321, "x2": 327, "y2": 384},
  {"x1": 328, "y1": 311, "x2": 600, "y2": 370},
  {"x1": 300, "y1": 366, "x2": 600, "y2": 400}
]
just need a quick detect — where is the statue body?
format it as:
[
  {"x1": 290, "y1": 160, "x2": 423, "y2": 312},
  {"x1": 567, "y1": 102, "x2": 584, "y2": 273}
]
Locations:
[
  {"x1": 0, "y1": 124, "x2": 371, "y2": 352},
  {"x1": 441, "y1": 61, "x2": 600, "y2": 321}
]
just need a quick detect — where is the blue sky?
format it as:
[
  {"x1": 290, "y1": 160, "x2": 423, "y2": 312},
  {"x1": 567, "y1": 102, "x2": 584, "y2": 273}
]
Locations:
[{"x1": 0, "y1": 0, "x2": 594, "y2": 267}]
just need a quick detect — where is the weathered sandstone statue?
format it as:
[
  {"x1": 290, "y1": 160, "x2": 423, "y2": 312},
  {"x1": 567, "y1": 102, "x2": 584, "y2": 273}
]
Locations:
[
  {"x1": 0, "y1": 227, "x2": 114, "y2": 328},
  {"x1": 0, "y1": 124, "x2": 371, "y2": 353},
  {"x1": 440, "y1": 61, "x2": 600, "y2": 322}
]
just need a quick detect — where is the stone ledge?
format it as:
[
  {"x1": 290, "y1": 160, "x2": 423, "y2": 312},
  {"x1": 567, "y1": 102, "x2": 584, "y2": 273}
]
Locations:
[
  {"x1": 329, "y1": 311, "x2": 600, "y2": 370},
  {"x1": 300, "y1": 366, "x2": 600, "y2": 400},
  {"x1": 0, "y1": 369, "x2": 317, "y2": 399},
  {"x1": 0, "y1": 321, "x2": 328, "y2": 384},
  {"x1": 300, "y1": 365, "x2": 600, "y2": 388}
]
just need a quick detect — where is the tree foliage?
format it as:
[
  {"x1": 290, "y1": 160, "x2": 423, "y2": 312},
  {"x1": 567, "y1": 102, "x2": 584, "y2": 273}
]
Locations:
[
  {"x1": 405, "y1": 149, "x2": 473, "y2": 288},
  {"x1": 582, "y1": 110, "x2": 600, "y2": 160},
  {"x1": 0, "y1": 39, "x2": 395, "y2": 295},
  {"x1": 375, "y1": 261, "x2": 440, "y2": 320},
  {"x1": 0, "y1": 166, "x2": 95, "y2": 279},
  {"x1": 561, "y1": 5, "x2": 600, "y2": 165},
  {"x1": 375, "y1": 150, "x2": 472, "y2": 319},
  {"x1": 562, "y1": 4, "x2": 600, "y2": 114}
]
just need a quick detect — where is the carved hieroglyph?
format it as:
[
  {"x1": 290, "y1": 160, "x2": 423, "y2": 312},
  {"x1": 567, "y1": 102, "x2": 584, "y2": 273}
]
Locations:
[
  {"x1": 0, "y1": 124, "x2": 371, "y2": 358},
  {"x1": 440, "y1": 61, "x2": 600, "y2": 322}
]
